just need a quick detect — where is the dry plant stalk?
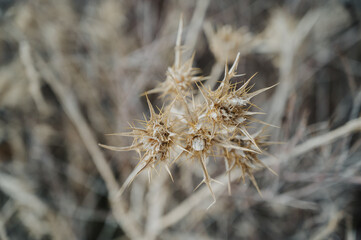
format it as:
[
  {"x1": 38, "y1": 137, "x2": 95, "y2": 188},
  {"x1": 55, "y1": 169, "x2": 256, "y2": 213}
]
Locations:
[{"x1": 100, "y1": 18, "x2": 277, "y2": 207}]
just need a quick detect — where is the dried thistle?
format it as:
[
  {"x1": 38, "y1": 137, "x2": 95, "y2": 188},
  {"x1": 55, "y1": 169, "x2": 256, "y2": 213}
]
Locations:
[
  {"x1": 99, "y1": 95, "x2": 176, "y2": 182},
  {"x1": 171, "y1": 101, "x2": 221, "y2": 207},
  {"x1": 224, "y1": 131, "x2": 277, "y2": 195},
  {"x1": 100, "y1": 17, "x2": 277, "y2": 207},
  {"x1": 204, "y1": 23, "x2": 254, "y2": 64},
  {"x1": 148, "y1": 17, "x2": 205, "y2": 99},
  {"x1": 198, "y1": 53, "x2": 277, "y2": 151}
]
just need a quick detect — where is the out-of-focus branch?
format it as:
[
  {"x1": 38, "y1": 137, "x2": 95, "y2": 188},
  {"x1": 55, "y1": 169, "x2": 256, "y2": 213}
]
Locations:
[
  {"x1": 0, "y1": 173, "x2": 76, "y2": 240},
  {"x1": 290, "y1": 117, "x2": 361, "y2": 158},
  {"x1": 184, "y1": 0, "x2": 210, "y2": 59},
  {"x1": 159, "y1": 175, "x2": 226, "y2": 231},
  {"x1": 20, "y1": 42, "x2": 143, "y2": 239},
  {"x1": 19, "y1": 42, "x2": 51, "y2": 115},
  {"x1": 144, "y1": 173, "x2": 169, "y2": 240},
  {"x1": 311, "y1": 211, "x2": 344, "y2": 240},
  {"x1": 205, "y1": 61, "x2": 224, "y2": 90}
]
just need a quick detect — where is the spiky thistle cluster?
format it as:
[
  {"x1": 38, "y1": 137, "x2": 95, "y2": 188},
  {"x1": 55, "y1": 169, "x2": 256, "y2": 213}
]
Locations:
[{"x1": 100, "y1": 19, "x2": 276, "y2": 206}]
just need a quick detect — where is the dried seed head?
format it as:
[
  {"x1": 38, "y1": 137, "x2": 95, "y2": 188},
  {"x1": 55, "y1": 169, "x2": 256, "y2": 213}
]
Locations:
[
  {"x1": 148, "y1": 17, "x2": 205, "y2": 98},
  {"x1": 204, "y1": 23, "x2": 254, "y2": 64},
  {"x1": 100, "y1": 17, "x2": 278, "y2": 207},
  {"x1": 224, "y1": 131, "x2": 276, "y2": 195},
  {"x1": 100, "y1": 95, "x2": 175, "y2": 178},
  {"x1": 198, "y1": 54, "x2": 276, "y2": 152}
]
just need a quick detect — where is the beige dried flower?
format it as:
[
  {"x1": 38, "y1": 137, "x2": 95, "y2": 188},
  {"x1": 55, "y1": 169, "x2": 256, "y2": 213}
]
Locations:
[
  {"x1": 99, "y1": 95, "x2": 176, "y2": 181},
  {"x1": 204, "y1": 23, "x2": 254, "y2": 64},
  {"x1": 172, "y1": 102, "x2": 221, "y2": 206},
  {"x1": 198, "y1": 53, "x2": 277, "y2": 151},
  {"x1": 148, "y1": 18, "x2": 205, "y2": 99},
  {"x1": 100, "y1": 17, "x2": 277, "y2": 207},
  {"x1": 224, "y1": 131, "x2": 277, "y2": 195}
]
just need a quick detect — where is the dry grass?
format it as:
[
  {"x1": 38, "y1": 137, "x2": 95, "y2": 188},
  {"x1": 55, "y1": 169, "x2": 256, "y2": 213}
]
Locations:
[{"x1": 0, "y1": 0, "x2": 360, "y2": 239}]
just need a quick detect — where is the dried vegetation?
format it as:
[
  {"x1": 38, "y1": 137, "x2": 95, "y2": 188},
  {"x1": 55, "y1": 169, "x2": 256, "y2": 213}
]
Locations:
[{"x1": 0, "y1": 0, "x2": 361, "y2": 239}]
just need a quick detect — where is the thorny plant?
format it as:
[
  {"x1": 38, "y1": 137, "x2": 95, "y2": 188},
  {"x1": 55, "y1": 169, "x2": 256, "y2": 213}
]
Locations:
[{"x1": 100, "y1": 18, "x2": 277, "y2": 208}]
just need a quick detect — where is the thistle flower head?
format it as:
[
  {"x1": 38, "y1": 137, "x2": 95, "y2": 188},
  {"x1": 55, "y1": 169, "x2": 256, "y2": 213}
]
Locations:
[
  {"x1": 100, "y1": 95, "x2": 175, "y2": 179},
  {"x1": 100, "y1": 18, "x2": 277, "y2": 207},
  {"x1": 204, "y1": 23, "x2": 254, "y2": 64},
  {"x1": 199, "y1": 54, "x2": 249, "y2": 125},
  {"x1": 198, "y1": 53, "x2": 276, "y2": 151},
  {"x1": 224, "y1": 131, "x2": 276, "y2": 195},
  {"x1": 149, "y1": 17, "x2": 205, "y2": 98}
]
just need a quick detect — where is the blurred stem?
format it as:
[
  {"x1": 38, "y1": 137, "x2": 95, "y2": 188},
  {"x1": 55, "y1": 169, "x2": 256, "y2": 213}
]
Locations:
[
  {"x1": 290, "y1": 117, "x2": 361, "y2": 158},
  {"x1": 145, "y1": 172, "x2": 168, "y2": 240},
  {"x1": 184, "y1": 0, "x2": 210, "y2": 59},
  {"x1": 27, "y1": 44, "x2": 143, "y2": 239},
  {"x1": 205, "y1": 61, "x2": 223, "y2": 90}
]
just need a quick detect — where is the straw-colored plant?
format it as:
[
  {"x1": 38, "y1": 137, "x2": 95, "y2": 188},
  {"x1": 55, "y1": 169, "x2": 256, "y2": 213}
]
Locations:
[
  {"x1": 100, "y1": 18, "x2": 277, "y2": 207},
  {"x1": 204, "y1": 23, "x2": 254, "y2": 64}
]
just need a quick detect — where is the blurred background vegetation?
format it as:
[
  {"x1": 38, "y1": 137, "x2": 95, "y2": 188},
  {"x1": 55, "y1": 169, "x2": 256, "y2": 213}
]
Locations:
[{"x1": 0, "y1": 0, "x2": 361, "y2": 239}]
